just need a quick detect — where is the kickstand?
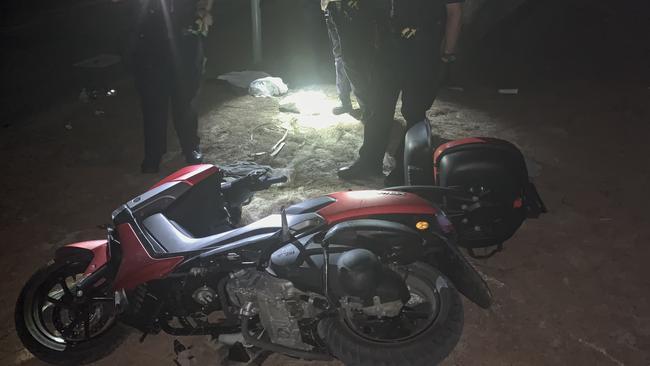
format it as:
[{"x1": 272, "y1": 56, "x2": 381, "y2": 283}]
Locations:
[{"x1": 139, "y1": 331, "x2": 148, "y2": 343}]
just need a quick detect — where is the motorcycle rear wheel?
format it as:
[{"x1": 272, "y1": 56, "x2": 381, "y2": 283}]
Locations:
[
  {"x1": 319, "y1": 262, "x2": 463, "y2": 366},
  {"x1": 15, "y1": 259, "x2": 129, "y2": 365}
]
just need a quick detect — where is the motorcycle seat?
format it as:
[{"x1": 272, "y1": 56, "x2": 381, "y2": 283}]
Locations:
[
  {"x1": 142, "y1": 212, "x2": 323, "y2": 254},
  {"x1": 142, "y1": 213, "x2": 281, "y2": 254}
]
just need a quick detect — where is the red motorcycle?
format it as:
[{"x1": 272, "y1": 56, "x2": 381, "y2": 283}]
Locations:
[{"x1": 15, "y1": 125, "x2": 545, "y2": 366}]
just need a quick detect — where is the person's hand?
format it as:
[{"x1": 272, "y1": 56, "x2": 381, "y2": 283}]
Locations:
[{"x1": 195, "y1": 10, "x2": 213, "y2": 36}]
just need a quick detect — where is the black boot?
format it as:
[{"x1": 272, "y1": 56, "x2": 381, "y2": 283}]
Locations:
[
  {"x1": 384, "y1": 168, "x2": 405, "y2": 187},
  {"x1": 141, "y1": 156, "x2": 161, "y2": 174},
  {"x1": 337, "y1": 161, "x2": 383, "y2": 181}
]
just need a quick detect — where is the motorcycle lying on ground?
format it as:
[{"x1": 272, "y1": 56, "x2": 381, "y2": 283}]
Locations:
[{"x1": 15, "y1": 122, "x2": 546, "y2": 366}]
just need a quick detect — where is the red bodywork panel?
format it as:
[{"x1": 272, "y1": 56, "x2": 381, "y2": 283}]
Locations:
[
  {"x1": 112, "y1": 223, "x2": 184, "y2": 291},
  {"x1": 150, "y1": 164, "x2": 219, "y2": 190},
  {"x1": 317, "y1": 190, "x2": 436, "y2": 225},
  {"x1": 60, "y1": 240, "x2": 110, "y2": 276},
  {"x1": 433, "y1": 137, "x2": 490, "y2": 164}
]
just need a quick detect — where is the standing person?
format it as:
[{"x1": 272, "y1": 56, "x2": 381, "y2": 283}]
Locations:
[
  {"x1": 323, "y1": 0, "x2": 380, "y2": 120},
  {"x1": 125, "y1": 0, "x2": 213, "y2": 173},
  {"x1": 324, "y1": 6, "x2": 353, "y2": 115},
  {"x1": 337, "y1": 0, "x2": 463, "y2": 185}
]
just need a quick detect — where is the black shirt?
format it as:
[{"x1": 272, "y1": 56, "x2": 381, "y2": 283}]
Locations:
[
  {"x1": 390, "y1": 0, "x2": 464, "y2": 31},
  {"x1": 137, "y1": 0, "x2": 198, "y2": 43}
]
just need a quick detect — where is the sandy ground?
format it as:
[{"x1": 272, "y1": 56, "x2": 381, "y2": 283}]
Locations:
[{"x1": 1, "y1": 71, "x2": 649, "y2": 366}]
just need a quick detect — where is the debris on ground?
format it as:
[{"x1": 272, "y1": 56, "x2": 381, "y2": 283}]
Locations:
[
  {"x1": 217, "y1": 71, "x2": 270, "y2": 89},
  {"x1": 278, "y1": 102, "x2": 299, "y2": 114},
  {"x1": 79, "y1": 88, "x2": 90, "y2": 103},
  {"x1": 94, "y1": 109, "x2": 105, "y2": 117},
  {"x1": 249, "y1": 76, "x2": 288, "y2": 97},
  {"x1": 270, "y1": 142, "x2": 286, "y2": 157},
  {"x1": 73, "y1": 54, "x2": 121, "y2": 68},
  {"x1": 250, "y1": 122, "x2": 286, "y2": 142},
  {"x1": 270, "y1": 129, "x2": 289, "y2": 153},
  {"x1": 64, "y1": 123, "x2": 73, "y2": 130},
  {"x1": 173, "y1": 339, "x2": 195, "y2": 366},
  {"x1": 498, "y1": 88, "x2": 519, "y2": 95}
]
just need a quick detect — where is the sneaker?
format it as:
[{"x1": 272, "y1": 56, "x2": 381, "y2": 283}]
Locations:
[
  {"x1": 185, "y1": 147, "x2": 203, "y2": 164},
  {"x1": 332, "y1": 103, "x2": 353, "y2": 115}
]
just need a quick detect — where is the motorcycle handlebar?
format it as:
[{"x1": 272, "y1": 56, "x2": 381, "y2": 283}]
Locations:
[{"x1": 258, "y1": 175, "x2": 288, "y2": 189}]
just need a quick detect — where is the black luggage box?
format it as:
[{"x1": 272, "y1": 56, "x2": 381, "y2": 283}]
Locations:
[{"x1": 433, "y1": 137, "x2": 545, "y2": 253}]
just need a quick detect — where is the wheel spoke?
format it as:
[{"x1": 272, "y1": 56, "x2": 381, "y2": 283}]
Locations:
[
  {"x1": 59, "y1": 278, "x2": 73, "y2": 297},
  {"x1": 47, "y1": 296, "x2": 71, "y2": 308},
  {"x1": 84, "y1": 312, "x2": 91, "y2": 340}
]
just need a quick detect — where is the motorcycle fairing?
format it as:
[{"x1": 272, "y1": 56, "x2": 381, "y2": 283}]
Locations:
[
  {"x1": 112, "y1": 223, "x2": 184, "y2": 290},
  {"x1": 317, "y1": 191, "x2": 437, "y2": 224},
  {"x1": 150, "y1": 164, "x2": 220, "y2": 190},
  {"x1": 126, "y1": 181, "x2": 192, "y2": 221},
  {"x1": 285, "y1": 196, "x2": 337, "y2": 214}
]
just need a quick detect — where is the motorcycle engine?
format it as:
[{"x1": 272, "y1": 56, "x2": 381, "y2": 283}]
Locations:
[{"x1": 226, "y1": 269, "x2": 322, "y2": 351}]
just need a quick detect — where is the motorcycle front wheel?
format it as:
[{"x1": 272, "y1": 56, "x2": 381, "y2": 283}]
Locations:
[
  {"x1": 15, "y1": 258, "x2": 129, "y2": 365},
  {"x1": 319, "y1": 262, "x2": 464, "y2": 366}
]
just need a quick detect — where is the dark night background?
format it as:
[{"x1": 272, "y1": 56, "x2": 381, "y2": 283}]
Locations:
[{"x1": 1, "y1": 0, "x2": 649, "y2": 365}]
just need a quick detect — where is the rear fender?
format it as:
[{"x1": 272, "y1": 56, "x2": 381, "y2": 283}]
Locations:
[
  {"x1": 428, "y1": 237, "x2": 493, "y2": 308},
  {"x1": 55, "y1": 240, "x2": 110, "y2": 276}
]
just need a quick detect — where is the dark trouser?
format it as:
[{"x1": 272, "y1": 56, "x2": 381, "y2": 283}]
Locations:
[
  {"x1": 134, "y1": 35, "x2": 203, "y2": 163},
  {"x1": 329, "y1": 10, "x2": 375, "y2": 114},
  {"x1": 325, "y1": 13, "x2": 352, "y2": 106},
  {"x1": 359, "y1": 31, "x2": 443, "y2": 170}
]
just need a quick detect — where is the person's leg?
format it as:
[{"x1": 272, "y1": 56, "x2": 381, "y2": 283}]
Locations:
[
  {"x1": 135, "y1": 62, "x2": 171, "y2": 173},
  {"x1": 171, "y1": 35, "x2": 203, "y2": 163},
  {"x1": 338, "y1": 45, "x2": 401, "y2": 180},
  {"x1": 333, "y1": 12, "x2": 373, "y2": 117},
  {"x1": 386, "y1": 37, "x2": 442, "y2": 185},
  {"x1": 357, "y1": 79, "x2": 401, "y2": 169},
  {"x1": 326, "y1": 13, "x2": 352, "y2": 113}
]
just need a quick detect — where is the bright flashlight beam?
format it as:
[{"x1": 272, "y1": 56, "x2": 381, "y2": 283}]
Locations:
[{"x1": 279, "y1": 90, "x2": 358, "y2": 129}]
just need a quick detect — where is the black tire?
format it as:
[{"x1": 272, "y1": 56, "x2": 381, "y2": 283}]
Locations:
[
  {"x1": 15, "y1": 260, "x2": 129, "y2": 365},
  {"x1": 319, "y1": 262, "x2": 464, "y2": 366}
]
